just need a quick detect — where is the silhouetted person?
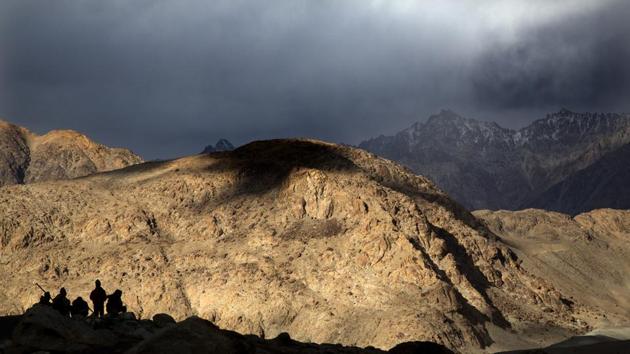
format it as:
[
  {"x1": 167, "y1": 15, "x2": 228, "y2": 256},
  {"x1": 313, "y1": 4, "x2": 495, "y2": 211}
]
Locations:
[
  {"x1": 90, "y1": 280, "x2": 107, "y2": 318},
  {"x1": 52, "y1": 288, "x2": 71, "y2": 316},
  {"x1": 39, "y1": 291, "x2": 52, "y2": 306},
  {"x1": 106, "y1": 289, "x2": 126, "y2": 317},
  {"x1": 71, "y1": 297, "x2": 89, "y2": 318}
]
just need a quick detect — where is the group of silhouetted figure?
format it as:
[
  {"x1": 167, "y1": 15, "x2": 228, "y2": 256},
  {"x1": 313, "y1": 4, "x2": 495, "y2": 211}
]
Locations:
[{"x1": 38, "y1": 280, "x2": 127, "y2": 319}]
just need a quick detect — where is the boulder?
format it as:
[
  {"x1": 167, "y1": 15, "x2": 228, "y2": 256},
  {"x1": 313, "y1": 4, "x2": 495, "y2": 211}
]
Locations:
[
  {"x1": 152, "y1": 313, "x2": 176, "y2": 328},
  {"x1": 127, "y1": 316, "x2": 254, "y2": 354},
  {"x1": 273, "y1": 332, "x2": 293, "y2": 345}
]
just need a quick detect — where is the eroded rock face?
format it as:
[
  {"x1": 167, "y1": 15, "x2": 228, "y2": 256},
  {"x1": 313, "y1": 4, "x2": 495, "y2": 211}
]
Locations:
[
  {"x1": 0, "y1": 119, "x2": 142, "y2": 187},
  {"x1": 0, "y1": 139, "x2": 584, "y2": 352}
]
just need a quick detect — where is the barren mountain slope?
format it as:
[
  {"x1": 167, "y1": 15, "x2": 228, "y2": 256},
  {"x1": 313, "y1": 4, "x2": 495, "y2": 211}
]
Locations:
[
  {"x1": 474, "y1": 209, "x2": 630, "y2": 328},
  {"x1": 0, "y1": 140, "x2": 588, "y2": 352},
  {"x1": 0, "y1": 121, "x2": 30, "y2": 187},
  {"x1": 525, "y1": 144, "x2": 630, "y2": 214},
  {"x1": 0, "y1": 119, "x2": 142, "y2": 186},
  {"x1": 359, "y1": 109, "x2": 630, "y2": 211}
]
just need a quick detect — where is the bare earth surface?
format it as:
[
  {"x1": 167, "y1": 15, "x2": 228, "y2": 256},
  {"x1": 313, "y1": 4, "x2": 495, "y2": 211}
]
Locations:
[
  {"x1": 475, "y1": 209, "x2": 630, "y2": 353},
  {"x1": 0, "y1": 119, "x2": 142, "y2": 187},
  {"x1": 0, "y1": 139, "x2": 593, "y2": 353}
]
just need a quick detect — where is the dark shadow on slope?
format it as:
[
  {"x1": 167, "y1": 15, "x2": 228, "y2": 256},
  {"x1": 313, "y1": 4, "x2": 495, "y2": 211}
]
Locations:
[
  {"x1": 370, "y1": 168, "x2": 495, "y2": 239},
  {"x1": 429, "y1": 225, "x2": 511, "y2": 330},
  {"x1": 188, "y1": 139, "x2": 512, "y2": 334},
  {"x1": 196, "y1": 140, "x2": 360, "y2": 208},
  {"x1": 369, "y1": 160, "x2": 517, "y2": 326},
  {"x1": 372, "y1": 166, "x2": 523, "y2": 315},
  {"x1": 407, "y1": 237, "x2": 494, "y2": 348}
]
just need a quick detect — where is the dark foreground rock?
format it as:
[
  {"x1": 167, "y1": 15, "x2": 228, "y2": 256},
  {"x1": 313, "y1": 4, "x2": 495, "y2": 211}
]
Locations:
[{"x1": 0, "y1": 305, "x2": 454, "y2": 354}]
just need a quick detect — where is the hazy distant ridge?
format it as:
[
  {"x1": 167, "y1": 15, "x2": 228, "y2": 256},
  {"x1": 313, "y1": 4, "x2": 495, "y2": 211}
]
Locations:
[{"x1": 359, "y1": 109, "x2": 630, "y2": 213}]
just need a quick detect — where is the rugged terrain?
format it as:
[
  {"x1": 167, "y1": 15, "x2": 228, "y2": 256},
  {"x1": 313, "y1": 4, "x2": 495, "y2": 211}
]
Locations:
[
  {"x1": 359, "y1": 109, "x2": 630, "y2": 212},
  {"x1": 475, "y1": 208, "x2": 630, "y2": 324},
  {"x1": 0, "y1": 119, "x2": 142, "y2": 187},
  {"x1": 0, "y1": 139, "x2": 589, "y2": 352},
  {"x1": 0, "y1": 305, "x2": 453, "y2": 353},
  {"x1": 526, "y1": 143, "x2": 630, "y2": 214},
  {"x1": 475, "y1": 208, "x2": 630, "y2": 352}
]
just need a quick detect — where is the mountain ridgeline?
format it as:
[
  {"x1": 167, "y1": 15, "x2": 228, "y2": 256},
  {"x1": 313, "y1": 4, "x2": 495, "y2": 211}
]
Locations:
[
  {"x1": 1, "y1": 118, "x2": 630, "y2": 352},
  {"x1": 525, "y1": 143, "x2": 630, "y2": 215},
  {"x1": 0, "y1": 120, "x2": 142, "y2": 187},
  {"x1": 359, "y1": 109, "x2": 630, "y2": 213},
  {"x1": 0, "y1": 138, "x2": 593, "y2": 352}
]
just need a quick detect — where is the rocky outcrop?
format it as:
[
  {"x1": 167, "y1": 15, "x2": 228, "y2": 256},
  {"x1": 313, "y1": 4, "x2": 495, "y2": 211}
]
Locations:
[
  {"x1": 0, "y1": 119, "x2": 142, "y2": 187},
  {"x1": 0, "y1": 139, "x2": 587, "y2": 352},
  {"x1": 359, "y1": 109, "x2": 630, "y2": 212},
  {"x1": 1, "y1": 305, "x2": 454, "y2": 353}
]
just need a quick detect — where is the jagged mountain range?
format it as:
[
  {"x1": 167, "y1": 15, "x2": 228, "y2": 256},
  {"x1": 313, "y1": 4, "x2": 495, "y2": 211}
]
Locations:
[
  {"x1": 0, "y1": 120, "x2": 142, "y2": 187},
  {"x1": 526, "y1": 143, "x2": 630, "y2": 214},
  {"x1": 359, "y1": 109, "x2": 630, "y2": 213},
  {"x1": 1, "y1": 119, "x2": 630, "y2": 351}
]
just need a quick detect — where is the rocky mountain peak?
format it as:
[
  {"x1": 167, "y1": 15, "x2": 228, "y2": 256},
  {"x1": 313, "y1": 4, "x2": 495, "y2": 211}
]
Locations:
[
  {"x1": 521, "y1": 110, "x2": 630, "y2": 148},
  {"x1": 201, "y1": 139, "x2": 235, "y2": 153},
  {"x1": 403, "y1": 110, "x2": 515, "y2": 151},
  {"x1": 359, "y1": 109, "x2": 630, "y2": 210},
  {"x1": 214, "y1": 138, "x2": 235, "y2": 151}
]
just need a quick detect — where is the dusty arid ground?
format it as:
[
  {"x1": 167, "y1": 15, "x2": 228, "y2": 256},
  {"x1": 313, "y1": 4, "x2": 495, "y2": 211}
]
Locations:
[
  {"x1": 0, "y1": 119, "x2": 142, "y2": 187},
  {"x1": 0, "y1": 139, "x2": 624, "y2": 353},
  {"x1": 475, "y1": 208, "x2": 630, "y2": 352}
]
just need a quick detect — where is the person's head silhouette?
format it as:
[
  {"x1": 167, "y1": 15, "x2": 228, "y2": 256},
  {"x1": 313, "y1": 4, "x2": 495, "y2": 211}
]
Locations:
[
  {"x1": 95, "y1": 279, "x2": 101, "y2": 287},
  {"x1": 60, "y1": 288, "x2": 67, "y2": 296}
]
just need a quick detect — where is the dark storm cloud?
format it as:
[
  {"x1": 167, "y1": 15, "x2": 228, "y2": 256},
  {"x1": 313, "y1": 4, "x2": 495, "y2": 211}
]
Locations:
[
  {"x1": 470, "y1": 0, "x2": 630, "y2": 112},
  {"x1": 0, "y1": 1, "x2": 629, "y2": 158}
]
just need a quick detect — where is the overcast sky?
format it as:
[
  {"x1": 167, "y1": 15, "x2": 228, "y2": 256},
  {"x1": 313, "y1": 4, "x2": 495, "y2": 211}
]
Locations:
[{"x1": 1, "y1": 0, "x2": 629, "y2": 159}]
